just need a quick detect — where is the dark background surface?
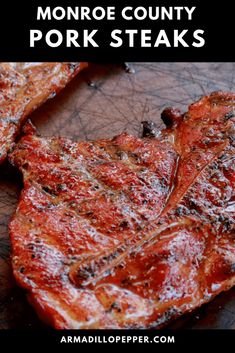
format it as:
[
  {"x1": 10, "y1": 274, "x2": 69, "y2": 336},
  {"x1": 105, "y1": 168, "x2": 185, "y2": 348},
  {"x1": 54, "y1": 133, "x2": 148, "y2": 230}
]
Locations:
[{"x1": 0, "y1": 62, "x2": 235, "y2": 329}]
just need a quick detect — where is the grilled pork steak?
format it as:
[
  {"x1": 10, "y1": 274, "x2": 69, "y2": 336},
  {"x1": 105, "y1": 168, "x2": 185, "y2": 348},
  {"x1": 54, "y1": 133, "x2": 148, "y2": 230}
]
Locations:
[
  {"x1": 9, "y1": 92, "x2": 235, "y2": 328},
  {"x1": 0, "y1": 62, "x2": 87, "y2": 163}
]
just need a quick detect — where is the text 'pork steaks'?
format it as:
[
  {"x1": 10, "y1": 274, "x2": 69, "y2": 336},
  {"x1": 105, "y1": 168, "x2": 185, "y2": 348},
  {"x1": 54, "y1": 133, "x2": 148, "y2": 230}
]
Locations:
[
  {"x1": 9, "y1": 92, "x2": 235, "y2": 328},
  {"x1": 0, "y1": 62, "x2": 87, "y2": 163}
]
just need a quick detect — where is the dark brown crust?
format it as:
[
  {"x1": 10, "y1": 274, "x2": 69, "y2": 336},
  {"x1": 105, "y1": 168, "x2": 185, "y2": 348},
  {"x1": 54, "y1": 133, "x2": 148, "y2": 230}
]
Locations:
[
  {"x1": 0, "y1": 62, "x2": 88, "y2": 163},
  {"x1": 9, "y1": 91, "x2": 235, "y2": 329}
]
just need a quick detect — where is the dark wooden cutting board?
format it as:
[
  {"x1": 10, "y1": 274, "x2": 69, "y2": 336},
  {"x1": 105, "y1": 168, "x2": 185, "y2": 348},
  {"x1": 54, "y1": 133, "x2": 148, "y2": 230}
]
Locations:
[{"x1": 0, "y1": 63, "x2": 235, "y2": 329}]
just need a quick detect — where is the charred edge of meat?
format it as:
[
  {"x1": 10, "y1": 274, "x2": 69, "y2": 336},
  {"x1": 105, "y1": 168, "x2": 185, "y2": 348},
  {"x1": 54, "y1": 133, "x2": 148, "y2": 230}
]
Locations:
[
  {"x1": 141, "y1": 121, "x2": 159, "y2": 138},
  {"x1": 68, "y1": 62, "x2": 81, "y2": 72},
  {"x1": 121, "y1": 63, "x2": 136, "y2": 74},
  {"x1": 208, "y1": 91, "x2": 235, "y2": 106},
  {"x1": 224, "y1": 111, "x2": 235, "y2": 121},
  {"x1": 161, "y1": 108, "x2": 183, "y2": 128}
]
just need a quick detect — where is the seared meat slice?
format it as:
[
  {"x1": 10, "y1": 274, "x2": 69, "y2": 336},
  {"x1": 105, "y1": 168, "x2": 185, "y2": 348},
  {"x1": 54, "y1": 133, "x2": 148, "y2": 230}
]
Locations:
[
  {"x1": 9, "y1": 92, "x2": 235, "y2": 328},
  {"x1": 0, "y1": 62, "x2": 87, "y2": 163}
]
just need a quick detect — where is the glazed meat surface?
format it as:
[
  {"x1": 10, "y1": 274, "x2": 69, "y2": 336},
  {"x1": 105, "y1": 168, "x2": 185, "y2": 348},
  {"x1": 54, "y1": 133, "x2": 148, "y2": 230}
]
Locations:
[
  {"x1": 0, "y1": 62, "x2": 87, "y2": 163},
  {"x1": 9, "y1": 92, "x2": 235, "y2": 328}
]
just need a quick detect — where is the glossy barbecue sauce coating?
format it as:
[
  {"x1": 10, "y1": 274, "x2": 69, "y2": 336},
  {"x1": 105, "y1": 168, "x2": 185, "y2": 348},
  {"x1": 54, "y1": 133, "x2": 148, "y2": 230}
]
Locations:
[
  {"x1": 9, "y1": 91, "x2": 235, "y2": 328},
  {"x1": 0, "y1": 62, "x2": 87, "y2": 163}
]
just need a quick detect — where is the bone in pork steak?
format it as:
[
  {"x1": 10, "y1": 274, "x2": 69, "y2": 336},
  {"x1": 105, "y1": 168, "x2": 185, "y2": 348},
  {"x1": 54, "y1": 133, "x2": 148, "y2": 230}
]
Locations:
[
  {"x1": 0, "y1": 62, "x2": 87, "y2": 163},
  {"x1": 9, "y1": 91, "x2": 235, "y2": 328}
]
